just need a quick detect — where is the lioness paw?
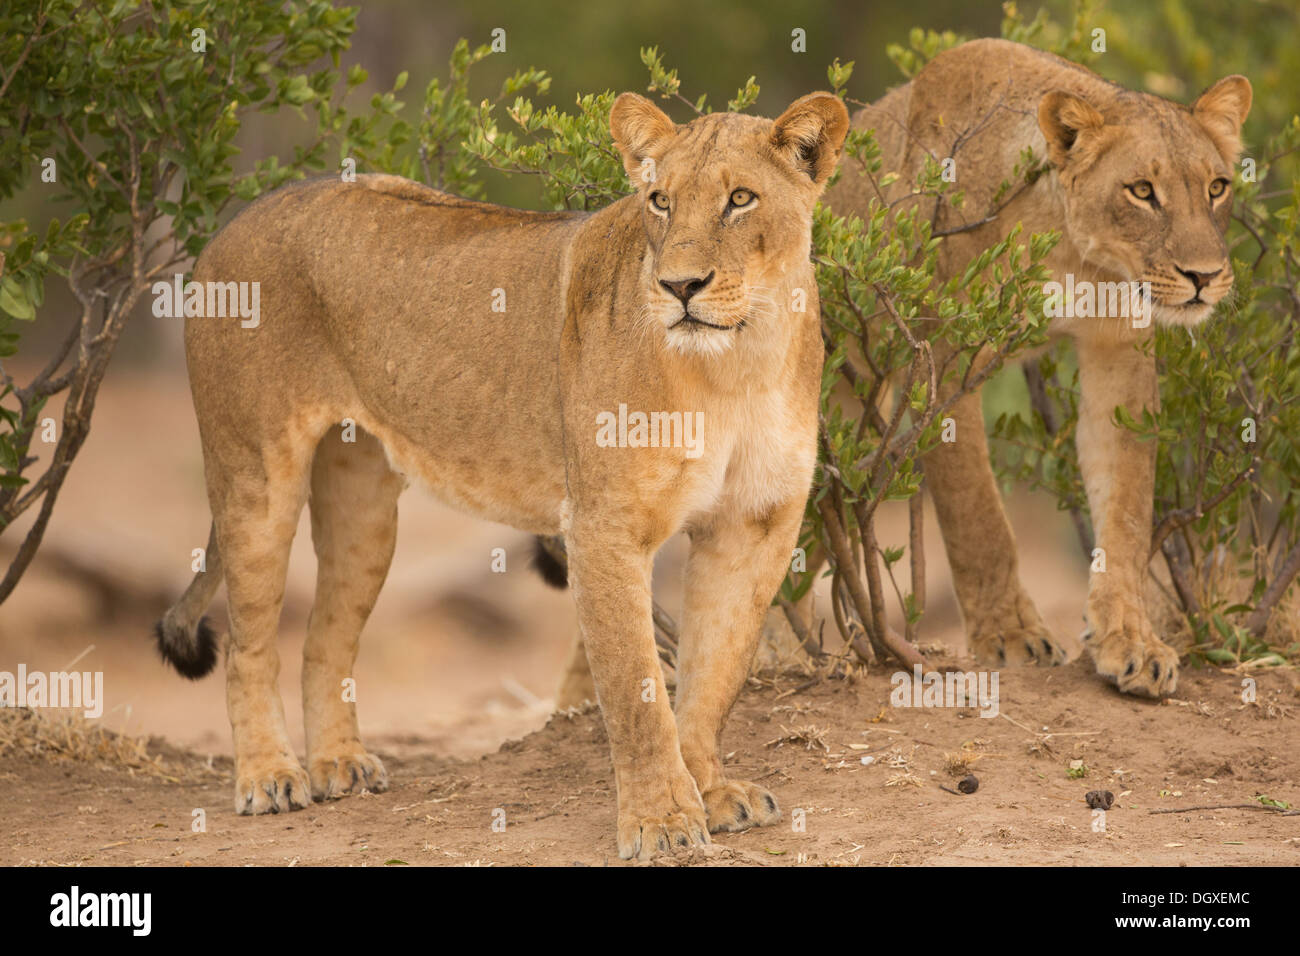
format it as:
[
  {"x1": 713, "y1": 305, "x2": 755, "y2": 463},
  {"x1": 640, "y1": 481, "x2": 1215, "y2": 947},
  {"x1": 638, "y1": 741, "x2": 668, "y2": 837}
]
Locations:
[
  {"x1": 234, "y1": 757, "x2": 313, "y2": 815},
  {"x1": 970, "y1": 624, "x2": 1068, "y2": 667},
  {"x1": 554, "y1": 670, "x2": 597, "y2": 711},
  {"x1": 702, "y1": 780, "x2": 781, "y2": 833},
  {"x1": 1082, "y1": 605, "x2": 1179, "y2": 697},
  {"x1": 617, "y1": 783, "x2": 710, "y2": 862},
  {"x1": 619, "y1": 809, "x2": 711, "y2": 862},
  {"x1": 309, "y1": 750, "x2": 389, "y2": 801}
]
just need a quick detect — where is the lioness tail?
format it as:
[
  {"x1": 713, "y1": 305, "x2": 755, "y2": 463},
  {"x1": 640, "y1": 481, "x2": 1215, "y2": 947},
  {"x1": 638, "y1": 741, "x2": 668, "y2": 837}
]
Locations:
[
  {"x1": 153, "y1": 523, "x2": 224, "y2": 679},
  {"x1": 531, "y1": 535, "x2": 569, "y2": 589}
]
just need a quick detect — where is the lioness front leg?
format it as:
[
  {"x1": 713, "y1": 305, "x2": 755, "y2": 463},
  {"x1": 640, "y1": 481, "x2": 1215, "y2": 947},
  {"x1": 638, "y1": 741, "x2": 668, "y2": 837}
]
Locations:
[
  {"x1": 566, "y1": 518, "x2": 709, "y2": 861},
  {"x1": 674, "y1": 497, "x2": 806, "y2": 833},
  {"x1": 1075, "y1": 334, "x2": 1178, "y2": 697}
]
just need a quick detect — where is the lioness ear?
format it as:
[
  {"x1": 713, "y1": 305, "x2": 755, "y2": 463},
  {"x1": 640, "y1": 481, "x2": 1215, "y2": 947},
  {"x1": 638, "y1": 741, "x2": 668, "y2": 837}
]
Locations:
[
  {"x1": 770, "y1": 92, "x2": 850, "y2": 186},
  {"x1": 610, "y1": 93, "x2": 677, "y2": 186},
  {"x1": 1193, "y1": 75, "x2": 1252, "y2": 163},
  {"x1": 1037, "y1": 90, "x2": 1105, "y2": 169}
]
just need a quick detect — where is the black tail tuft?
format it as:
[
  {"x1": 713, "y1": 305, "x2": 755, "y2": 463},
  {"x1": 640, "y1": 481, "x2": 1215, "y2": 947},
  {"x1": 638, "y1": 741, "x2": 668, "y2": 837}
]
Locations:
[
  {"x1": 154, "y1": 614, "x2": 220, "y2": 679},
  {"x1": 532, "y1": 535, "x2": 569, "y2": 589}
]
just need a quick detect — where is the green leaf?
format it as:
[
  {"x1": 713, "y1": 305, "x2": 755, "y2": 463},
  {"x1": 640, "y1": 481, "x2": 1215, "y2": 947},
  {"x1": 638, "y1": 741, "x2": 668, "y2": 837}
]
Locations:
[{"x1": 0, "y1": 281, "x2": 35, "y2": 321}]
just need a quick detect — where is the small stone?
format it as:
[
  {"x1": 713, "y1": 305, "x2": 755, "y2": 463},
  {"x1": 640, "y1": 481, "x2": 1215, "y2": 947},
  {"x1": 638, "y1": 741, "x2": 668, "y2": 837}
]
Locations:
[{"x1": 1085, "y1": 790, "x2": 1115, "y2": 810}]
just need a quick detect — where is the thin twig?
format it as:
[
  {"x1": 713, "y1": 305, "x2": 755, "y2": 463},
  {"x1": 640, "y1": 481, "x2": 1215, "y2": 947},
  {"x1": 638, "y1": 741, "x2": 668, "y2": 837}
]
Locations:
[{"x1": 1148, "y1": 803, "x2": 1299, "y2": 816}]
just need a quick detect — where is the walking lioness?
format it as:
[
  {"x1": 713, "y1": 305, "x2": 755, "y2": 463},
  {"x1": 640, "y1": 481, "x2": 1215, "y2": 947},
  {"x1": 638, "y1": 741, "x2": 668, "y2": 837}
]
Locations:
[
  {"x1": 155, "y1": 91, "x2": 849, "y2": 860},
  {"x1": 826, "y1": 39, "x2": 1251, "y2": 697}
]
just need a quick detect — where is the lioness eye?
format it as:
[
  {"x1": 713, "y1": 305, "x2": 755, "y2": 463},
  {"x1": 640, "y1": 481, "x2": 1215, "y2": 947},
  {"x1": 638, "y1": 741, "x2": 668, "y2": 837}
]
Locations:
[
  {"x1": 729, "y1": 188, "x2": 754, "y2": 208},
  {"x1": 1129, "y1": 181, "x2": 1155, "y2": 202},
  {"x1": 650, "y1": 191, "x2": 670, "y2": 212},
  {"x1": 1209, "y1": 178, "x2": 1229, "y2": 198}
]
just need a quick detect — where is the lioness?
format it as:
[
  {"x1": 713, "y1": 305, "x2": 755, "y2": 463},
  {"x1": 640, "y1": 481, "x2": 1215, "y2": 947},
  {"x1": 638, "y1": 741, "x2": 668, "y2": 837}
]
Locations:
[
  {"x1": 826, "y1": 39, "x2": 1251, "y2": 697},
  {"x1": 155, "y1": 91, "x2": 849, "y2": 860}
]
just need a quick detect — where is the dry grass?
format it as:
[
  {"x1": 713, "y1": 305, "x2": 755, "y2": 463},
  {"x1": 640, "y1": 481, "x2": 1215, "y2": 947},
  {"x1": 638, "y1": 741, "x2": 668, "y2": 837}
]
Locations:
[
  {"x1": 765, "y1": 724, "x2": 831, "y2": 753},
  {"x1": 0, "y1": 707, "x2": 213, "y2": 783},
  {"x1": 1147, "y1": 559, "x2": 1300, "y2": 661},
  {"x1": 885, "y1": 770, "x2": 924, "y2": 788},
  {"x1": 943, "y1": 750, "x2": 984, "y2": 777}
]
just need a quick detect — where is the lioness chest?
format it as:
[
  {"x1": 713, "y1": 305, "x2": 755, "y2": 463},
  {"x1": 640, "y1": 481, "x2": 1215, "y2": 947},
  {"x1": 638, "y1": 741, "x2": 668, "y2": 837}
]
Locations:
[{"x1": 678, "y1": 384, "x2": 817, "y2": 527}]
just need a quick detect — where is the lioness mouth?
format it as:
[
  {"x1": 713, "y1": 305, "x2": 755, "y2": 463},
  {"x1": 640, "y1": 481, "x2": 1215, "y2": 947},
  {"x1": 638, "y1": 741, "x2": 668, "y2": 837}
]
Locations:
[{"x1": 671, "y1": 313, "x2": 735, "y2": 332}]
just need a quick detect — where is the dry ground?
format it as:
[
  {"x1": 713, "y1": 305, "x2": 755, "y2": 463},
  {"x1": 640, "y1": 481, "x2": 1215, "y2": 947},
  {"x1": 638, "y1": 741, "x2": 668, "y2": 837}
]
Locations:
[
  {"x1": 2, "y1": 365, "x2": 1298, "y2": 866},
  {"x1": 3, "y1": 657, "x2": 1297, "y2": 866}
]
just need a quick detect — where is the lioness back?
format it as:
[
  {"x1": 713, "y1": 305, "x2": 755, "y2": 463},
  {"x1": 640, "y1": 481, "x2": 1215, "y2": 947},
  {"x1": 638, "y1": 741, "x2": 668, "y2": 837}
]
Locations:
[
  {"x1": 831, "y1": 39, "x2": 1132, "y2": 229},
  {"x1": 188, "y1": 174, "x2": 591, "y2": 531}
]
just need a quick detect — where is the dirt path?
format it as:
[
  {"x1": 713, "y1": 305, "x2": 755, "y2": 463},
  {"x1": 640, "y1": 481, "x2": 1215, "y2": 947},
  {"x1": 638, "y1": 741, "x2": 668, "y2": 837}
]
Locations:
[{"x1": 5, "y1": 656, "x2": 1297, "y2": 866}]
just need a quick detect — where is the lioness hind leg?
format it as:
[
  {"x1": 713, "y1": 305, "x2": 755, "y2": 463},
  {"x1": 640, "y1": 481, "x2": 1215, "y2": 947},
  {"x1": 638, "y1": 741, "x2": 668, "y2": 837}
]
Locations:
[
  {"x1": 924, "y1": 384, "x2": 1067, "y2": 667},
  {"x1": 209, "y1": 427, "x2": 317, "y2": 815},
  {"x1": 303, "y1": 426, "x2": 403, "y2": 800},
  {"x1": 555, "y1": 634, "x2": 597, "y2": 710},
  {"x1": 674, "y1": 497, "x2": 807, "y2": 834}
]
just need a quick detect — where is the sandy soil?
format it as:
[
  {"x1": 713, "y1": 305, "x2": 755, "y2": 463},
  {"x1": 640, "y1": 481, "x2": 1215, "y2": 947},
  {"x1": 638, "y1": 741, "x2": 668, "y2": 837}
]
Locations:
[
  {"x1": 3, "y1": 658, "x2": 1298, "y2": 866},
  {"x1": 2, "y1": 366, "x2": 1298, "y2": 866}
]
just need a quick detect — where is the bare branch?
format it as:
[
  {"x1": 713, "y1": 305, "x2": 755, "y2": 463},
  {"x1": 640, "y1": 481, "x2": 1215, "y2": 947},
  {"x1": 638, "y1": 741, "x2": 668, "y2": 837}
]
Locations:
[{"x1": 1243, "y1": 538, "x2": 1300, "y2": 638}]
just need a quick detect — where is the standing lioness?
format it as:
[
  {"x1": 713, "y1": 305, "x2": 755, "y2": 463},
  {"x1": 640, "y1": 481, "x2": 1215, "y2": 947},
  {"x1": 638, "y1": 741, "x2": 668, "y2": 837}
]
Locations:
[
  {"x1": 827, "y1": 39, "x2": 1251, "y2": 698},
  {"x1": 156, "y1": 92, "x2": 848, "y2": 860}
]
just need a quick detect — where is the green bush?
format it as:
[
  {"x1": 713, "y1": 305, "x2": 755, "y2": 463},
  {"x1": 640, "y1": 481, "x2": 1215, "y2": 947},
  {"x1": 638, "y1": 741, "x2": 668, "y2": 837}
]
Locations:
[
  {"x1": 3, "y1": 0, "x2": 1296, "y2": 672},
  {"x1": 0, "y1": 0, "x2": 405, "y2": 599}
]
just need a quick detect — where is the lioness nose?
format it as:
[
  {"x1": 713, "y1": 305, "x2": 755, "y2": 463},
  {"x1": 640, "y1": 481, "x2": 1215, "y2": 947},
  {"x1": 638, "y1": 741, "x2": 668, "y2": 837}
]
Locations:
[
  {"x1": 659, "y1": 271, "x2": 714, "y2": 304},
  {"x1": 1177, "y1": 267, "x2": 1221, "y2": 291}
]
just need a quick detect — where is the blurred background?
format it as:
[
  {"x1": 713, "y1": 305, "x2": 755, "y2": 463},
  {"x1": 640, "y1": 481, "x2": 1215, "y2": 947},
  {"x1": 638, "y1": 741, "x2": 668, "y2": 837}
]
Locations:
[{"x1": 3, "y1": 0, "x2": 1290, "y2": 758}]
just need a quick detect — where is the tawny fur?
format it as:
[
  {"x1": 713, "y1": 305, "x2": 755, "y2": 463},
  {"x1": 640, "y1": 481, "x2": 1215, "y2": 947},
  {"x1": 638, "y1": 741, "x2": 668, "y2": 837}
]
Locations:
[
  {"x1": 820, "y1": 39, "x2": 1250, "y2": 697},
  {"x1": 161, "y1": 92, "x2": 848, "y2": 861}
]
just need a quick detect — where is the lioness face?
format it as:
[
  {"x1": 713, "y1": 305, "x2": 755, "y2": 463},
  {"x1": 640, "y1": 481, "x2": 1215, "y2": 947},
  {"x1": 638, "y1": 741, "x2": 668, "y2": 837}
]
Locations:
[
  {"x1": 1038, "y1": 75, "x2": 1252, "y2": 327},
  {"x1": 610, "y1": 93, "x2": 849, "y2": 357}
]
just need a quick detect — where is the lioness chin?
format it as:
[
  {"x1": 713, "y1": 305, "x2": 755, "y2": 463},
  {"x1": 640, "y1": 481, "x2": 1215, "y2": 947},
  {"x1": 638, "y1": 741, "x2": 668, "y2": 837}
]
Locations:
[
  {"x1": 824, "y1": 38, "x2": 1251, "y2": 697},
  {"x1": 155, "y1": 91, "x2": 849, "y2": 861}
]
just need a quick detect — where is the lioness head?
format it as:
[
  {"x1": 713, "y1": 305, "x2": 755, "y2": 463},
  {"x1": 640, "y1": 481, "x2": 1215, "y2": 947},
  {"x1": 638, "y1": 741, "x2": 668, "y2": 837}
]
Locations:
[
  {"x1": 1037, "y1": 75, "x2": 1252, "y2": 326},
  {"x1": 610, "y1": 92, "x2": 849, "y2": 356}
]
